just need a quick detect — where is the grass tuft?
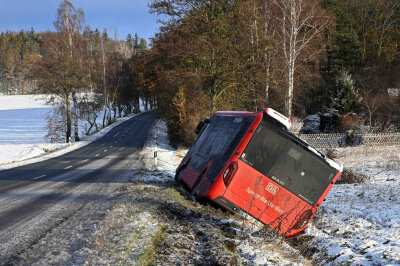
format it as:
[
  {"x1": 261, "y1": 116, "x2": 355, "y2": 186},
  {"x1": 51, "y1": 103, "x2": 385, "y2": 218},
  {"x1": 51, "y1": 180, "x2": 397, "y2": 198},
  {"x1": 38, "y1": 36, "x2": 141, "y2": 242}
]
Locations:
[{"x1": 137, "y1": 226, "x2": 166, "y2": 266}]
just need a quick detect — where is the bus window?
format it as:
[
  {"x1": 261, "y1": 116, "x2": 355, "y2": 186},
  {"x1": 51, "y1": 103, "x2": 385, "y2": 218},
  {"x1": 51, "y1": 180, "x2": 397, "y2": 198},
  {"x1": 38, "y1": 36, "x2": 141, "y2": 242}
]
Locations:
[
  {"x1": 188, "y1": 115, "x2": 255, "y2": 183},
  {"x1": 240, "y1": 120, "x2": 337, "y2": 205}
]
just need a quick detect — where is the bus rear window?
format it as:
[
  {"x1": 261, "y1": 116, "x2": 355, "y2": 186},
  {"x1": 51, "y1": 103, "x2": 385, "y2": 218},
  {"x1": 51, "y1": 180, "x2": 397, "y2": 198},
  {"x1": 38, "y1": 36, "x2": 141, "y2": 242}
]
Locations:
[
  {"x1": 190, "y1": 115, "x2": 255, "y2": 182},
  {"x1": 240, "y1": 120, "x2": 337, "y2": 205}
]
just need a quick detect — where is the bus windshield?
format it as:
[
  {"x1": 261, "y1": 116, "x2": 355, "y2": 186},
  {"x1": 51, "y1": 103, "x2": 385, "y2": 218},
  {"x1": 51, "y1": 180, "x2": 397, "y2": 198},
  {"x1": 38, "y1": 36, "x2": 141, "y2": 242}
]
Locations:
[
  {"x1": 190, "y1": 115, "x2": 255, "y2": 182},
  {"x1": 240, "y1": 119, "x2": 337, "y2": 205}
]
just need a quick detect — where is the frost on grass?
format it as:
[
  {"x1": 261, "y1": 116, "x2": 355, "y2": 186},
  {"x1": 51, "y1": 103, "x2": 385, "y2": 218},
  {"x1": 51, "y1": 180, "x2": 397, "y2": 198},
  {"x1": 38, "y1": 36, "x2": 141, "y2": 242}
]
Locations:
[{"x1": 303, "y1": 146, "x2": 400, "y2": 265}]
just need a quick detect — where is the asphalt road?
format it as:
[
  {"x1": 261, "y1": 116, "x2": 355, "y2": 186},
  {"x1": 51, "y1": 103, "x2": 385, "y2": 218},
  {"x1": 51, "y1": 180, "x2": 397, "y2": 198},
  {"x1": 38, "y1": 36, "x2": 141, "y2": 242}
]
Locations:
[{"x1": 0, "y1": 110, "x2": 156, "y2": 264}]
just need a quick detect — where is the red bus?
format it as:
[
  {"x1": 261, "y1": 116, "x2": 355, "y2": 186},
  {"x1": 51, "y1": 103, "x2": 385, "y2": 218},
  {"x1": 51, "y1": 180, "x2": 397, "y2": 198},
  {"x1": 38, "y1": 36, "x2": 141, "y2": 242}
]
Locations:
[{"x1": 175, "y1": 108, "x2": 342, "y2": 237}]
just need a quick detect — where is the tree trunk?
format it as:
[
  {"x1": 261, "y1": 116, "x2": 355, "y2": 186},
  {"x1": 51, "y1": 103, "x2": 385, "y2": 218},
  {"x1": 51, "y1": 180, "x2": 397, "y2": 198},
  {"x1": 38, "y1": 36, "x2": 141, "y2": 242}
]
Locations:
[
  {"x1": 65, "y1": 92, "x2": 72, "y2": 143},
  {"x1": 102, "y1": 102, "x2": 107, "y2": 127},
  {"x1": 286, "y1": 61, "x2": 294, "y2": 119},
  {"x1": 135, "y1": 97, "x2": 140, "y2": 113},
  {"x1": 101, "y1": 37, "x2": 108, "y2": 128},
  {"x1": 72, "y1": 90, "x2": 80, "y2": 141},
  {"x1": 209, "y1": 79, "x2": 216, "y2": 115},
  {"x1": 209, "y1": 92, "x2": 216, "y2": 115},
  {"x1": 265, "y1": 54, "x2": 270, "y2": 107},
  {"x1": 118, "y1": 105, "x2": 122, "y2": 117},
  {"x1": 144, "y1": 98, "x2": 149, "y2": 111}
]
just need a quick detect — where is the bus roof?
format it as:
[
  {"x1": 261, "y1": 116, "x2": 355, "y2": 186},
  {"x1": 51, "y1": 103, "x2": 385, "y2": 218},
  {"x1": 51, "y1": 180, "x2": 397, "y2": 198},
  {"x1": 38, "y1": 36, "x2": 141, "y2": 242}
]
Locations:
[{"x1": 214, "y1": 108, "x2": 343, "y2": 172}]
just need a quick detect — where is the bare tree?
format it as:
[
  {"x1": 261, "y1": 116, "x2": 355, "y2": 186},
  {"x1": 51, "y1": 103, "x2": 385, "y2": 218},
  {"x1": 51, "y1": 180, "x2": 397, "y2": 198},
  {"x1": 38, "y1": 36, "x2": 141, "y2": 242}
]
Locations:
[
  {"x1": 272, "y1": 0, "x2": 328, "y2": 118},
  {"x1": 54, "y1": 0, "x2": 85, "y2": 141},
  {"x1": 35, "y1": 1, "x2": 88, "y2": 143},
  {"x1": 262, "y1": 0, "x2": 278, "y2": 107}
]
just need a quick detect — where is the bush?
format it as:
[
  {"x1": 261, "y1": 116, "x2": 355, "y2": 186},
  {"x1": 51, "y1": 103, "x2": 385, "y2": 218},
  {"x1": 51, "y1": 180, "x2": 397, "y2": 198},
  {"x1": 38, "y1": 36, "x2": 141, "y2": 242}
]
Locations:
[
  {"x1": 336, "y1": 169, "x2": 369, "y2": 184},
  {"x1": 323, "y1": 147, "x2": 337, "y2": 160}
]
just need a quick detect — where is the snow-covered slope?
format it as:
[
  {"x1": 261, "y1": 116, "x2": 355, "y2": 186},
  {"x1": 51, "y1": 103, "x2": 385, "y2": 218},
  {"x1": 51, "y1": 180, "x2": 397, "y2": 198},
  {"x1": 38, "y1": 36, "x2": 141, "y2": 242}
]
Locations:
[{"x1": 305, "y1": 146, "x2": 400, "y2": 265}]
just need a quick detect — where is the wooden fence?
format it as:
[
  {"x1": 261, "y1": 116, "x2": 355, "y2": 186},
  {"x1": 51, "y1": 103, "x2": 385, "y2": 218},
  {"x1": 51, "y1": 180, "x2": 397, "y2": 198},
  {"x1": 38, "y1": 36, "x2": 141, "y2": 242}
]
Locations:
[{"x1": 298, "y1": 133, "x2": 400, "y2": 148}]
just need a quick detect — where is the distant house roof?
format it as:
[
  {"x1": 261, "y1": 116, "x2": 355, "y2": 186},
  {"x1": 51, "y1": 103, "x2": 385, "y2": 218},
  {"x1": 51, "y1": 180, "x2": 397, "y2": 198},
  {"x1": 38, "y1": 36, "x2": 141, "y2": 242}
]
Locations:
[{"x1": 387, "y1": 88, "x2": 399, "y2": 98}]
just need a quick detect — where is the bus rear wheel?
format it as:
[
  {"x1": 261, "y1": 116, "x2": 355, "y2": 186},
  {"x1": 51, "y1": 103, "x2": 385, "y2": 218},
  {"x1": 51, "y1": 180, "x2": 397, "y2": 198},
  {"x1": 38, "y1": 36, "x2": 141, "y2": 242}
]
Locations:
[{"x1": 175, "y1": 167, "x2": 185, "y2": 183}]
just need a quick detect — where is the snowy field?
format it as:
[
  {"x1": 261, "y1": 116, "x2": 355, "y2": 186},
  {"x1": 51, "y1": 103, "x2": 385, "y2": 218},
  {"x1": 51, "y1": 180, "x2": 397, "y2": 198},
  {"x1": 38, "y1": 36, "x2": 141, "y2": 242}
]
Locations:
[
  {"x1": 304, "y1": 146, "x2": 400, "y2": 265},
  {"x1": 0, "y1": 94, "x2": 147, "y2": 168},
  {"x1": 0, "y1": 96, "x2": 51, "y2": 144},
  {"x1": 0, "y1": 95, "x2": 62, "y2": 166}
]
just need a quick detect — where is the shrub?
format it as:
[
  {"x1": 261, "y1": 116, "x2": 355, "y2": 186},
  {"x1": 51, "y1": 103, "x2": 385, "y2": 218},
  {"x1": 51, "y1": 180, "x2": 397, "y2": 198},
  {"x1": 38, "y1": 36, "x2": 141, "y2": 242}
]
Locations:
[
  {"x1": 323, "y1": 147, "x2": 337, "y2": 160},
  {"x1": 336, "y1": 169, "x2": 369, "y2": 184}
]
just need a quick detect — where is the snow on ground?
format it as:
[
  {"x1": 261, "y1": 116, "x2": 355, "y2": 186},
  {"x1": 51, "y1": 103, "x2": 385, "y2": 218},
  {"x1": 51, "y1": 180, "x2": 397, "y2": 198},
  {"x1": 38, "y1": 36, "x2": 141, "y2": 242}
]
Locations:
[
  {"x1": 0, "y1": 94, "x2": 148, "y2": 169},
  {"x1": 303, "y1": 146, "x2": 400, "y2": 265},
  {"x1": 0, "y1": 95, "x2": 50, "y2": 111},
  {"x1": 140, "y1": 120, "x2": 186, "y2": 173},
  {"x1": 0, "y1": 95, "x2": 58, "y2": 166}
]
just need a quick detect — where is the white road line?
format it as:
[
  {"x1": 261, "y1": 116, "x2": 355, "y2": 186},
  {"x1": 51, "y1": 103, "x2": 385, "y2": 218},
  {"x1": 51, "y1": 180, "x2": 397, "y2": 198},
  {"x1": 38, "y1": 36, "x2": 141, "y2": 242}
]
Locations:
[
  {"x1": 82, "y1": 159, "x2": 89, "y2": 163},
  {"x1": 64, "y1": 165, "x2": 73, "y2": 170},
  {"x1": 104, "y1": 149, "x2": 107, "y2": 152},
  {"x1": 113, "y1": 132, "x2": 120, "y2": 138},
  {"x1": 95, "y1": 154, "x2": 100, "y2": 157},
  {"x1": 63, "y1": 160, "x2": 70, "y2": 164},
  {"x1": 32, "y1": 175, "x2": 46, "y2": 180}
]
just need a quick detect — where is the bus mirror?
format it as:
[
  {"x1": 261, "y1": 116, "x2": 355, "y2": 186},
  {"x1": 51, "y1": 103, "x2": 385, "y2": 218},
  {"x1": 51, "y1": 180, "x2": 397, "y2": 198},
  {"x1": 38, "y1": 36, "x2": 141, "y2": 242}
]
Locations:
[{"x1": 194, "y1": 121, "x2": 206, "y2": 135}]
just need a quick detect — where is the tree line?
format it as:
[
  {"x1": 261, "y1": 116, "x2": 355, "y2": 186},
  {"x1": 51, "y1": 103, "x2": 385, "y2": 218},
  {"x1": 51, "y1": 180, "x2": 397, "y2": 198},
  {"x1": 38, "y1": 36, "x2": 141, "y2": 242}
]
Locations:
[
  {"x1": 147, "y1": 0, "x2": 400, "y2": 146},
  {"x1": 1, "y1": 0, "x2": 400, "y2": 146}
]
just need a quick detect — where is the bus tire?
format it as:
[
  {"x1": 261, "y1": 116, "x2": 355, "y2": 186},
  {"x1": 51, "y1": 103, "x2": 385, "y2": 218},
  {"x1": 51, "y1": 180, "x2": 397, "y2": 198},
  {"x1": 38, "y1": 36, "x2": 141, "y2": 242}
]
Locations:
[{"x1": 175, "y1": 167, "x2": 185, "y2": 183}]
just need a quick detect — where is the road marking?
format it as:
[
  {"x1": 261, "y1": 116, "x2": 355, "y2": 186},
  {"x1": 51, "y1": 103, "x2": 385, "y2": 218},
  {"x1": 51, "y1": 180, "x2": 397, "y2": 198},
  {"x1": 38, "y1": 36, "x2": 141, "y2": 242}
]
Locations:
[
  {"x1": 64, "y1": 165, "x2": 73, "y2": 170},
  {"x1": 82, "y1": 159, "x2": 89, "y2": 163},
  {"x1": 95, "y1": 154, "x2": 100, "y2": 157},
  {"x1": 63, "y1": 160, "x2": 70, "y2": 164},
  {"x1": 110, "y1": 145, "x2": 113, "y2": 147},
  {"x1": 32, "y1": 175, "x2": 46, "y2": 180},
  {"x1": 113, "y1": 132, "x2": 120, "y2": 138},
  {"x1": 104, "y1": 149, "x2": 107, "y2": 152}
]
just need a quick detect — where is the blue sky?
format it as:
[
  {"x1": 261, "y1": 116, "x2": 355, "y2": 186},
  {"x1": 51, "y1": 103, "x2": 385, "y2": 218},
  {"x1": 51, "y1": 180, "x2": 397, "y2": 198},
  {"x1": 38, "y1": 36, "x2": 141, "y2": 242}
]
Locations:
[{"x1": 0, "y1": 0, "x2": 160, "y2": 41}]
